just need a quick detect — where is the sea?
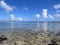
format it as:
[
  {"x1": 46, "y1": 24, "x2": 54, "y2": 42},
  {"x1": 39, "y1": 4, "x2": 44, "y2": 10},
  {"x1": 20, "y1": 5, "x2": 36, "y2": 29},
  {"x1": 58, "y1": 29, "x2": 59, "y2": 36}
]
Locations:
[{"x1": 0, "y1": 21, "x2": 60, "y2": 32}]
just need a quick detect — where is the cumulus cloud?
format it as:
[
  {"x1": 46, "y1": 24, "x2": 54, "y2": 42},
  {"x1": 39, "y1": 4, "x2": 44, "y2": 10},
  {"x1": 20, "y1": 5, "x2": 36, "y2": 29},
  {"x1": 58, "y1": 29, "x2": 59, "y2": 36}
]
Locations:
[
  {"x1": 17, "y1": 17, "x2": 23, "y2": 21},
  {"x1": 54, "y1": 4, "x2": 60, "y2": 9},
  {"x1": 55, "y1": 14, "x2": 60, "y2": 17},
  {"x1": 0, "y1": 0, "x2": 15, "y2": 12},
  {"x1": 10, "y1": 14, "x2": 23, "y2": 21},
  {"x1": 24, "y1": 7, "x2": 29, "y2": 10},
  {"x1": 56, "y1": 10, "x2": 60, "y2": 13},
  {"x1": 10, "y1": 14, "x2": 15, "y2": 20},
  {"x1": 35, "y1": 14, "x2": 40, "y2": 19},
  {"x1": 42, "y1": 9, "x2": 48, "y2": 18},
  {"x1": 49, "y1": 15, "x2": 54, "y2": 18}
]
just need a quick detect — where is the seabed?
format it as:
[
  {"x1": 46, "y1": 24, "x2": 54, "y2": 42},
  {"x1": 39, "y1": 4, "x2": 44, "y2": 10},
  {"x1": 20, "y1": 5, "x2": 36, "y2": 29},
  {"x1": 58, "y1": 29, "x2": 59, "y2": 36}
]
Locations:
[{"x1": 0, "y1": 22, "x2": 60, "y2": 45}]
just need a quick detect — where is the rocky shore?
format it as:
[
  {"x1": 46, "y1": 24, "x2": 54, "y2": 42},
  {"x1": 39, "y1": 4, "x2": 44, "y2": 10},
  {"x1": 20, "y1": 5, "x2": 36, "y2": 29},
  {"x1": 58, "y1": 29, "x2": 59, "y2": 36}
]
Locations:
[{"x1": 0, "y1": 30, "x2": 60, "y2": 45}]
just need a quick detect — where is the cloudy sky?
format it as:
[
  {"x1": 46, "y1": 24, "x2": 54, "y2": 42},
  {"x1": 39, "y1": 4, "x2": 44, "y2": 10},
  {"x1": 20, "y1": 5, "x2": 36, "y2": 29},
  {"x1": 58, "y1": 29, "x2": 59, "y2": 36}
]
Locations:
[{"x1": 0, "y1": 0, "x2": 60, "y2": 21}]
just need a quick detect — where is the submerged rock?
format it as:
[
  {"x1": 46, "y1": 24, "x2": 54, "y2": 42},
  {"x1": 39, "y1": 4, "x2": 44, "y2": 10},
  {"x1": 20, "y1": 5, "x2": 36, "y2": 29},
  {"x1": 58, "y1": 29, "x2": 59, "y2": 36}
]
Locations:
[{"x1": 0, "y1": 35, "x2": 7, "y2": 43}]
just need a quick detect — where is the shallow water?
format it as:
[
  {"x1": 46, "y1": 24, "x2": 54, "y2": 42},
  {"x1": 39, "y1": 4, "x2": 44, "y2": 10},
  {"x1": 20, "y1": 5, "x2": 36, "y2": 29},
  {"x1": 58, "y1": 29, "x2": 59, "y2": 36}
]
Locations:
[
  {"x1": 0, "y1": 21, "x2": 60, "y2": 45},
  {"x1": 0, "y1": 21, "x2": 60, "y2": 32}
]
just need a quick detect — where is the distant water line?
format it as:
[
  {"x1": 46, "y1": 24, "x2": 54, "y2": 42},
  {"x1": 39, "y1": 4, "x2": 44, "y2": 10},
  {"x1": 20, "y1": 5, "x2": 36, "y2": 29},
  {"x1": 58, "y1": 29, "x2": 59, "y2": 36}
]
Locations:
[{"x1": 0, "y1": 21, "x2": 60, "y2": 32}]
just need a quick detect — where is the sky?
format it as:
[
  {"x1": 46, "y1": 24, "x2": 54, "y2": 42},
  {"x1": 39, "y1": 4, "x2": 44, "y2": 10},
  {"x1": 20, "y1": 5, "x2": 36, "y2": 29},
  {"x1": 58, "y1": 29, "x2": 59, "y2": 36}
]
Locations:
[{"x1": 0, "y1": 0, "x2": 60, "y2": 21}]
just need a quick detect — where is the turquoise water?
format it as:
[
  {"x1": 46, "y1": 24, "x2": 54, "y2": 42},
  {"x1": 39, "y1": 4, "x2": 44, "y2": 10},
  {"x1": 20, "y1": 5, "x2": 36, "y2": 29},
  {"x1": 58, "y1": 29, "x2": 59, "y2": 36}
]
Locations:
[{"x1": 0, "y1": 21, "x2": 60, "y2": 31}]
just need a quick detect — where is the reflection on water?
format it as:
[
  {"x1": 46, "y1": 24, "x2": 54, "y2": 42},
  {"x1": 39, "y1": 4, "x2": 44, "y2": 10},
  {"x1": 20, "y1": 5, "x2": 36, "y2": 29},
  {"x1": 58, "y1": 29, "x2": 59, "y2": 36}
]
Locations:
[
  {"x1": 43, "y1": 22, "x2": 47, "y2": 33},
  {"x1": 11, "y1": 21, "x2": 14, "y2": 32},
  {"x1": 0, "y1": 21, "x2": 60, "y2": 45},
  {"x1": 0, "y1": 21, "x2": 60, "y2": 32}
]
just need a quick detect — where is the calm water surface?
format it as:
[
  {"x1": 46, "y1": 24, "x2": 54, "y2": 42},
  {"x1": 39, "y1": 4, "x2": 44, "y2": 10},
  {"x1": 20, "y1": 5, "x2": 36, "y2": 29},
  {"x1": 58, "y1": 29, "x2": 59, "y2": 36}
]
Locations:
[{"x1": 0, "y1": 21, "x2": 60, "y2": 32}]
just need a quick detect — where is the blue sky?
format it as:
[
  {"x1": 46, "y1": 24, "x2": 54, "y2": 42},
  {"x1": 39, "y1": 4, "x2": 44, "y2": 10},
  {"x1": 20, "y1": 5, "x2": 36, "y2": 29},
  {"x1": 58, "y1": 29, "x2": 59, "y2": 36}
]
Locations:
[{"x1": 0, "y1": 0, "x2": 60, "y2": 21}]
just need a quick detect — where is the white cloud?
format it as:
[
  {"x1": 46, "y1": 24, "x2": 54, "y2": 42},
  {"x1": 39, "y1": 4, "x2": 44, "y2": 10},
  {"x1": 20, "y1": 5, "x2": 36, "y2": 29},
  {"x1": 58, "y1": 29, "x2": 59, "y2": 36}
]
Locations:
[
  {"x1": 10, "y1": 14, "x2": 23, "y2": 21},
  {"x1": 35, "y1": 14, "x2": 40, "y2": 19},
  {"x1": 49, "y1": 15, "x2": 54, "y2": 18},
  {"x1": 54, "y1": 4, "x2": 60, "y2": 9},
  {"x1": 10, "y1": 14, "x2": 15, "y2": 20},
  {"x1": 24, "y1": 7, "x2": 29, "y2": 10},
  {"x1": 17, "y1": 17, "x2": 23, "y2": 21},
  {"x1": 42, "y1": 9, "x2": 48, "y2": 18},
  {"x1": 55, "y1": 14, "x2": 60, "y2": 17},
  {"x1": 56, "y1": 10, "x2": 60, "y2": 13},
  {"x1": 0, "y1": 0, "x2": 15, "y2": 12}
]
